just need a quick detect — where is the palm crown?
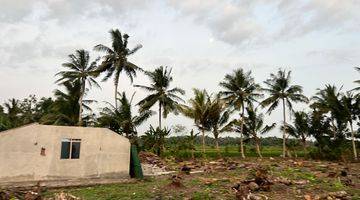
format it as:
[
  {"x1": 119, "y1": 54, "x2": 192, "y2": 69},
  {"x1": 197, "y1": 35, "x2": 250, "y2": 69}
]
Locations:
[
  {"x1": 98, "y1": 92, "x2": 152, "y2": 140},
  {"x1": 135, "y1": 66, "x2": 185, "y2": 128},
  {"x1": 261, "y1": 69, "x2": 308, "y2": 114},
  {"x1": 207, "y1": 95, "x2": 232, "y2": 152},
  {"x1": 240, "y1": 106, "x2": 276, "y2": 157},
  {"x1": 55, "y1": 49, "x2": 100, "y2": 125},
  {"x1": 311, "y1": 85, "x2": 346, "y2": 128},
  {"x1": 220, "y1": 69, "x2": 262, "y2": 111},
  {"x1": 4, "y1": 99, "x2": 21, "y2": 127},
  {"x1": 94, "y1": 29, "x2": 142, "y2": 108},
  {"x1": 41, "y1": 81, "x2": 93, "y2": 126},
  {"x1": 180, "y1": 89, "x2": 211, "y2": 131},
  {"x1": 244, "y1": 106, "x2": 276, "y2": 137},
  {"x1": 207, "y1": 95, "x2": 231, "y2": 136},
  {"x1": 282, "y1": 111, "x2": 310, "y2": 151}
]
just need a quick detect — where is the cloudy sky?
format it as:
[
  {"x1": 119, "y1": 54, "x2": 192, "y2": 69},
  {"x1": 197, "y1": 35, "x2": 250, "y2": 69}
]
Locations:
[{"x1": 1, "y1": 0, "x2": 360, "y2": 137}]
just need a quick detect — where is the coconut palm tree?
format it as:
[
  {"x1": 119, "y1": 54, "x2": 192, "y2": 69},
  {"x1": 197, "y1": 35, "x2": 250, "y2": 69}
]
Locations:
[
  {"x1": 308, "y1": 109, "x2": 332, "y2": 158},
  {"x1": 342, "y1": 92, "x2": 359, "y2": 160},
  {"x1": 98, "y1": 92, "x2": 153, "y2": 140},
  {"x1": 134, "y1": 66, "x2": 185, "y2": 129},
  {"x1": 18, "y1": 95, "x2": 38, "y2": 124},
  {"x1": 141, "y1": 125, "x2": 171, "y2": 156},
  {"x1": 56, "y1": 49, "x2": 100, "y2": 126},
  {"x1": 94, "y1": 29, "x2": 142, "y2": 108},
  {"x1": 241, "y1": 106, "x2": 276, "y2": 158},
  {"x1": 187, "y1": 129, "x2": 200, "y2": 159},
  {"x1": 282, "y1": 111, "x2": 310, "y2": 153},
  {"x1": 261, "y1": 69, "x2": 308, "y2": 157},
  {"x1": 311, "y1": 86, "x2": 352, "y2": 159},
  {"x1": 4, "y1": 98, "x2": 21, "y2": 127},
  {"x1": 207, "y1": 94, "x2": 232, "y2": 154},
  {"x1": 311, "y1": 85, "x2": 347, "y2": 139},
  {"x1": 40, "y1": 81, "x2": 94, "y2": 126},
  {"x1": 219, "y1": 68, "x2": 262, "y2": 158},
  {"x1": 179, "y1": 89, "x2": 211, "y2": 155},
  {"x1": 34, "y1": 97, "x2": 54, "y2": 121}
]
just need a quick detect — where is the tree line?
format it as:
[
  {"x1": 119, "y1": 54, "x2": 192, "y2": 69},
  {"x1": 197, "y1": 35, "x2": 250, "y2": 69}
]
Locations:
[{"x1": 0, "y1": 28, "x2": 359, "y2": 160}]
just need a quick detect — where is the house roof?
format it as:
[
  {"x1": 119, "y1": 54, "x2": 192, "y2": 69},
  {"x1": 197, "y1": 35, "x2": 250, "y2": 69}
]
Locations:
[{"x1": 0, "y1": 123, "x2": 127, "y2": 140}]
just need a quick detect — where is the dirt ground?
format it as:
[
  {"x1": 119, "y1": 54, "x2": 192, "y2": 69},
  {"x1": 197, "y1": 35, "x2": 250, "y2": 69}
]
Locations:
[{"x1": 2, "y1": 157, "x2": 360, "y2": 200}]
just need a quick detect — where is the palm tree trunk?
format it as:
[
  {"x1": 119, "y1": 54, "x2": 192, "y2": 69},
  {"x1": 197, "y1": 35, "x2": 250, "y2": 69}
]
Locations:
[
  {"x1": 240, "y1": 133, "x2": 245, "y2": 158},
  {"x1": 191, "y1": 141, "x2": 195, "y2": 159},
  {"x1": 202, "y1": 129, "x2": 206, "y2": 157},
  {"x1": 78, "y1": 79, "x2": 85, "y2": 126},
  {"x1": 215, "y1": 134, "x2": 220, "y2": 156},
  {"x1": 331, "y1": 120, "x2": 336, "y2": 138},
  {"x1": 240, "y1": 107, "x2": 245, "y2": 159},
  {"x1": 114, "y1": 83, "x2": 118, "y2": 108},
  {"x1": 254, "y1": 134, "x2": 262, "y2": 158},
  {"x1": 350, "y1": 122, "x2": 358, "y2": 160},
  {"x1": 159, "y1": 102, "x2": 162, "y2": 129},
  {"x1": 282, "y1": 98, "x2": 287, "y2": 158},
  {"x1": 302, "y1": 136, "x2": 307, "y2": 155}
]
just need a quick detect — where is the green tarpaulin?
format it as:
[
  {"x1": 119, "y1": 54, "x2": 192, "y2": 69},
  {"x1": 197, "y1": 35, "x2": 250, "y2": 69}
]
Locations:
[{"x1": 130, "y1": 145, "x2": 143, "y2": 179}]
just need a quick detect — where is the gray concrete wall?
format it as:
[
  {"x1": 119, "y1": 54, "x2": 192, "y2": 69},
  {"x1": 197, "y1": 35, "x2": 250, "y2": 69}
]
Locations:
[{"x1": 0, "y1": 124, "x2": 130, "y2": 183}]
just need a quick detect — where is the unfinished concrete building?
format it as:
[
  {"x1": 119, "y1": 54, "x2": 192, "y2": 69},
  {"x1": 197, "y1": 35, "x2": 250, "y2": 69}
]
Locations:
[{"x1": 0, "y1": 124, "x2": 130, "y2": 183}]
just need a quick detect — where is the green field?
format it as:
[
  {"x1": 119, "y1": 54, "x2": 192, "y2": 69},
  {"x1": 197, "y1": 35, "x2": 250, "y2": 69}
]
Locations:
[{"x1": 164, "y1": 145, "x2": 307, "y2": 159}]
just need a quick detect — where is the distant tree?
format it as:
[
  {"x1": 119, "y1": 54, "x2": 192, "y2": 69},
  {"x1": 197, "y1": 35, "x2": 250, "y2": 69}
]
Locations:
[
  {"x1": 170, "y1": 125, "x2": 198, "y2": 158},
  {"x1": 135, "y1": 66, "x2": 185, "y2": 129},
  {"x1": 35, "y1": 97, "x2": 55, "y2": 120},
  {"x1": 0, "y1": 96, "x2": 55, "y2": 130},
  {"x1": 261, "y1": 69, "x2": 308, "y2": 157},
  {"x1": 141, "y1": 125, "x2": 171, "y2": 156},
  {"x1": 94, "y1": 29, "x2": 142, "y2": 108},
  {"x1": 220, "y1": 68, "x2": 262, "y2": 158},
  {"x1": 187, "y1": 129, "x2": 200, "y2": 159},
  {"x1": 18, "y1": 95, "x2": 41, "y2": 124},
  {"x1": 310, "y1": 85, "x2": 351, "y2": 160},
  {"x1": 243, "y1": 106, "x2": 276, "y2": 158},
  {"x1": 0, "y1": 105, "x2": 11, "y2": 131},
  {"x1": 179, "y1": 89, "x2": 211, "y2": 155},
  {"x1": 4, "y1": 98, "x2": 21, "y2": 127},
  {"x1": 311, "y1": 85, "x2": 348, "y2": 139},
  {"x1": 282, "y1": 111, "x2": 310, "y2": 153},
  {"x1": 41, "y1": 81, "x2": 94, "y2": 126},
  {"x1": 207, "y1": 94, "x2": 232, "y2": 154},
  {"x1": 342, "y1": 92, "x2": 359, "y2": 160},
  {"x1": 308, "y1": 109, "x2": 334, "y2": 159},
  {"x1": 56, "y1": 49, "x2": 100, "y2": 126},
  {"x1": 172, "y1": 124, "x2": 187, "y2": 135},
  {"x1": 98, "y1": 92, "x2": 152, "y2": 141}
]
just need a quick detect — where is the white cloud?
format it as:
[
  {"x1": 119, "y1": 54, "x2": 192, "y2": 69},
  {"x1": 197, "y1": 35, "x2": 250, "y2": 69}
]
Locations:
[
  {"x1": 168, "y1": 0, "x2": 360, "y2": 46},
  {"x1": 0, "y1": 0, "x2": 150, "y2": 70},
  {"x1": 0, "y1": 0, "x2": 148, "y2": 22}
]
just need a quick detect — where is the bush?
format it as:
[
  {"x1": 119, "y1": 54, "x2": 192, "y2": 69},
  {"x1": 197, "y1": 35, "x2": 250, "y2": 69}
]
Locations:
[{"x1": 308, "y1": 143, "x2": 353, "y2": 161}]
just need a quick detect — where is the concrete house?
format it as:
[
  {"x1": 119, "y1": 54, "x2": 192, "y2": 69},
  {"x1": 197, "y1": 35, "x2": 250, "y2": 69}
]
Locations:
[{"x1": 0, "y1": 124, "x2": 130, "y2": 183}]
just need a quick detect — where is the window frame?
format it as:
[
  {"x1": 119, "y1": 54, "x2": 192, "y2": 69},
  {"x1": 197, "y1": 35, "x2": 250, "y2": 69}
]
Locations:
[{"x1": 60, "y1": 138, "x2": 81, "y2": 159}]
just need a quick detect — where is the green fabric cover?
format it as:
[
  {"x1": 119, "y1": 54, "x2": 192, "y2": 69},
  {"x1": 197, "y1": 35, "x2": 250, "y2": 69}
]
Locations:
[{"x1": 130, "y1": 145, "x2": 143, "y2": 179}]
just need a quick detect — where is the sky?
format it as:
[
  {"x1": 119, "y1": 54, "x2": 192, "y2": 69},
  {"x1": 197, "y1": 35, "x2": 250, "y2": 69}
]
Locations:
[{"x1": 1, "y1": 0, "x2": 360, "y2": 137}]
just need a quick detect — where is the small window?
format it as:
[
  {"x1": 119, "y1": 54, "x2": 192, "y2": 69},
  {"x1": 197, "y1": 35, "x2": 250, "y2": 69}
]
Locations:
[{"x1": 60, "y1": 139, "x2": 81, "y2": 159}]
